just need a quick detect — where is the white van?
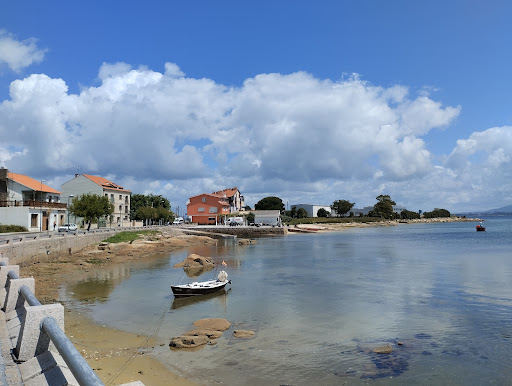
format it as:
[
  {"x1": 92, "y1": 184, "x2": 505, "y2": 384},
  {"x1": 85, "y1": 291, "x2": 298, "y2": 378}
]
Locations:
[
  {"x1": 226, "y1": 217, "x2": 244, "y2": 226},
  {"x1": 173, "y1": 217, "x2": 184, "y2": 225}
]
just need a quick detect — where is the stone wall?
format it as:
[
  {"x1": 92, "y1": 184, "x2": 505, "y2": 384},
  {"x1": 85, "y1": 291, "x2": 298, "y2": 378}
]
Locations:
[{"x1": 0, "y1": 227, "x2": 155, "y2": 266}]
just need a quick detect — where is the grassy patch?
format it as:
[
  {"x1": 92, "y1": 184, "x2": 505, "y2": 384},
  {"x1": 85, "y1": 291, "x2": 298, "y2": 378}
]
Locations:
[
  {"x1": 103, "y1": 230, "x2": 159, "y2": 244},
  {"x1": 0, "y1": 225, "x2": 28, "y2": 233},
  {"x1": 288, "y1": 217, "x2": 385, "y2": 225}
]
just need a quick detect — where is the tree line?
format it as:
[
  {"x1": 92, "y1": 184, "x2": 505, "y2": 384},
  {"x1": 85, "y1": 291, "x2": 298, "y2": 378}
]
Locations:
[
  {"x1": 253, "y1": 195, "x2": 451, "y2": 220},
  {"x1": 69, "y1": 193, "x2": 174, "y2": 228}
]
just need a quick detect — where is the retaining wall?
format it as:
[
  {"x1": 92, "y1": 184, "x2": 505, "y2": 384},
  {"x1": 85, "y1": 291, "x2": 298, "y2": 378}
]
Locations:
[
  {"x1": 0, "y1": 227, "x2": 160, "y2": 266},
  {"x1": 184, "y1": 226, "x2": 287, "y2": 238}
]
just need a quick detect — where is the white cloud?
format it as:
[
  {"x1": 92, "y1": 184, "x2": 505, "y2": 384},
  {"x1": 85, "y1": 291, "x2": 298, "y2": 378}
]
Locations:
[
  {"x1": 4, "y1": 61, "x2": 511, "y2": 212},
  {"x1": 0, "y1": 30, "x2": 47, "y2": 72}
]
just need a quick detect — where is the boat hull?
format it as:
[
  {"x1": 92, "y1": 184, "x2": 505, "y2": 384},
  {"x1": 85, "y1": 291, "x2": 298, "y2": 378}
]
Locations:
[
  {"x1": 476, "y1": 226, "x2": 486, "y2": 231},
  {"x1": 171, "y1": 280, "x2": 230, "y2": 297}
]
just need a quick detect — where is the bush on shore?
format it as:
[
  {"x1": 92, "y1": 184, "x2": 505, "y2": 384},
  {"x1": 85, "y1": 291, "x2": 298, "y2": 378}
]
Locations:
[{"x1": 0, "y1": 225, "x2": 28, "y2": 233}]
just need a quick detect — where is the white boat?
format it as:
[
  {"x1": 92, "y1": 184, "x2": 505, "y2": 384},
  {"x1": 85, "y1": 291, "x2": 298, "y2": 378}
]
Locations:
[{"x1": 171, "y1": 271, "x2": 230, "y2": 297}]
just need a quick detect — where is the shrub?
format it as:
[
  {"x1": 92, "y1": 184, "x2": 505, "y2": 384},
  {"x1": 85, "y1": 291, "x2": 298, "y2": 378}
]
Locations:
[{"x1": 0, "y1": 225, "x2": 28, "y2": 233}]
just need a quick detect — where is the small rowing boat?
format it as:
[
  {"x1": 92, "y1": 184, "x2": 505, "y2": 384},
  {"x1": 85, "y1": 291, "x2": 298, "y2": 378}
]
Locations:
[{"x1": 171, "y1": 270, "x2": 231, "y2": 297}]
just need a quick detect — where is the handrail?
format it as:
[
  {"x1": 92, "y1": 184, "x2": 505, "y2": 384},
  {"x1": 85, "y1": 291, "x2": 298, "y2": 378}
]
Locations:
[
  {"x1": 6, "y1": 269, "x2": 104, "y2": 385},
  {"x1": 41, "y1": 316, "x2": 104, "y2": 385}
]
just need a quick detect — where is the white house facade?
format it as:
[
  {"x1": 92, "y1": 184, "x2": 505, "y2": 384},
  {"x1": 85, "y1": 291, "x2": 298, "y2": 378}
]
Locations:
[
  {"x1": 0, "y1": 168, "x2": 66, "y2": 231},
  {"x1": 60, "y1": 174, "x2": 133, "y2": 227},
  {"x1": 292, "y1": 204, "x2": 333, "y2": 218}
]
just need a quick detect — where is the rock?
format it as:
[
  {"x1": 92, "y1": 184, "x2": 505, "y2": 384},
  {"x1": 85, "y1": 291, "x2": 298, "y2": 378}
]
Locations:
[
  {"x1": 97, "y1": 243, "x2": 110, "y2": 251},
  {"x1": 372, "y1": 344, "x2": 393, "y2": 354},
  {"x1": 169, "y1": 335, "x2": 209, "y2": 348},
  {"x1": 173, "y1": 253, "x2": 215, "y2": 269},
  {"x1": 184, "y1": 329, "x2": 223, "y2": 339},
  {"x1": 238, "y1": 239, "x2": 256, "y2": 245},
  {"x1": 193, "y1": 318, "x2": 231, "y2": 331},
  {"x1": 233, "y1": 330, "x2": 255, "y2": 338}
]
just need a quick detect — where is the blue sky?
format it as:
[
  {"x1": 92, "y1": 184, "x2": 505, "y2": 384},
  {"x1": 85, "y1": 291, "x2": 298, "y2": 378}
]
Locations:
[{"x1": 1, "y1": 1, "x2": 512, "y2": 213}]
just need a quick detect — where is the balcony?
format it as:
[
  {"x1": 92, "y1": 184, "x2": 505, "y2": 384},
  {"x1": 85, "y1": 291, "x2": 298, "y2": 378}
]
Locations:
[{"x1": 0, "y1": 200, "x2": 68, "y2": 209}]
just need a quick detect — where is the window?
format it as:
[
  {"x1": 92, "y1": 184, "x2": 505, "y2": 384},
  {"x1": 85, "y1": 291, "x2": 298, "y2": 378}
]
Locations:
[
  {"x1": 202, "y1": 197, "x2": 206, "y2": 202},
  {"x1": 208, "y1": 217, "x2": 216, "y2": 221},
  {"x1": 119, "y1": 195, "x2": 122, "y2": 200},
  {"x1": 31, "y1": 214, "x2": 38, "y2": 227},
  {"x1": 198, "y1": 207, "x2": 205, "y2": 212},
  {"x1": 209, "y1": 207, "x2": 218, "y2": 213}
]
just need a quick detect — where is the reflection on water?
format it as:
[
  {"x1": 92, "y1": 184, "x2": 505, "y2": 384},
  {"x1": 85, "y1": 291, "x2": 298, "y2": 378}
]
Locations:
[
  {"x1": 61, "y1": 219, "x2": 512, "y2": 385},
  {"x1": 171, "y1": 288, "x2": 230, "y2": 310}
]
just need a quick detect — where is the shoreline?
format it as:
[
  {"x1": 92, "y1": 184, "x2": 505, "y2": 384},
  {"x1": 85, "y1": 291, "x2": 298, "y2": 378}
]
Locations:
[{"x1": 18, "y1": 218, "x2": 480, "y2": 385}]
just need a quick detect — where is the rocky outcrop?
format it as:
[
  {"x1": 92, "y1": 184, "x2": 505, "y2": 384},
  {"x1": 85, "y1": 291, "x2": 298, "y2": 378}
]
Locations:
[
  {"x1": 233, "y1": 329, "x2": 255, "y2": 338},
  {"x1": 170, "y1": 318, "x2": 232, "y2": 349},
  {"x1": 192, "y1": 318, "x2": 231, "y2": 331},
  {"x1": 173, "y1": 253, "x2": 215, "y2": 277},
  {"x1": 169, "y1": 335, "x2": 209, "y2": 348}
]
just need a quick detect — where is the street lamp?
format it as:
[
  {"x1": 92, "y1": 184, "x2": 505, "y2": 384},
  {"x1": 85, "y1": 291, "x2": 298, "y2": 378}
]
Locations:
[
  {"x1": 67, "y1": 195, "x2": 74, "y2": 224},
  {"x1": 40, "y1": 180, "x2": 45, "y2": 232}
]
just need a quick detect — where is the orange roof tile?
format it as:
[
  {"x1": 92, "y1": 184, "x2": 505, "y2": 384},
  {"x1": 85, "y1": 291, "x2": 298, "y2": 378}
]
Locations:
[
  {"x1": 7, "y1": 172, "x2": 61, "y2": 194},
  {"x1": 83, "y1": 174, "x2": 131, "y2": 193},
  {"x1": 212, "y1": 187, "x2": 239, "y2": 198}
]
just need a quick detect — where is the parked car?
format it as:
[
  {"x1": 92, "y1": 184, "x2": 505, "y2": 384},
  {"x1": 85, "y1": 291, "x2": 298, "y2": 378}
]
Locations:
[{"x1": 58, "y1": 223, "x2": 78, "y2": 232}]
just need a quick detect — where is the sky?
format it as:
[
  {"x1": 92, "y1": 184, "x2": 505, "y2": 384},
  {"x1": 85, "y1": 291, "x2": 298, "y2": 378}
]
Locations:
[{"x1": 1, "y1": 0, "x2": 512, "y2": 214}]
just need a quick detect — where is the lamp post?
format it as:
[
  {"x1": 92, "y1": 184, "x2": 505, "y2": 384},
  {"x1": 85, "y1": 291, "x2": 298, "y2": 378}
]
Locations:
[
  {"x1": 40, "y1": 179, "x2": 45, "y2": 232},
  {"x1": 67, "y1": 195, "x2": 74, "y2": 224}
]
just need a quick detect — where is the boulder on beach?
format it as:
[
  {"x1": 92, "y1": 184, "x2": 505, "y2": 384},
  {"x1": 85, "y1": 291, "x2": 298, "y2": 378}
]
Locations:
[
  {"x1": 169, "y1": 335, "x2": 209, "y2": 348},
  {"x1": 193, "y1": 318, "x2": 231, "y2": 331}
]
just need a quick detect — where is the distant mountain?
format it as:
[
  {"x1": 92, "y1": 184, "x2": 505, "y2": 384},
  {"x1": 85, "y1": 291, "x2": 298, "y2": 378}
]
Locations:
[
  {"x1": 457, "y1": 204, "x2": 512, "y2": 216},
  {"x1": 486, "y1": 204, "x2": 512, "y2": 214}
]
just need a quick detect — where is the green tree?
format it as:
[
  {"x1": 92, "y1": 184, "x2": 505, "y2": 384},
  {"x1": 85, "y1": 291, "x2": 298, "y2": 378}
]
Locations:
[
  {"x1": 296, "y1": 208, "x2": 308, "y2": 218},
  {"x1": 400, "y1": 209, "x2": 420, "y2": 220},
  {"x1": 69, "y1": 194, "x2": 114, "y2": 230},
  {"x1": 246, "y1": 212, "x2": 255, "y2": 224},
  {"x1": 317, "y1": 208, "x2": 330, "y2": 217},
  {"x1": 290, "y1": 206, "x2": 297, "y2": 218},
  {"x1": 423, "y1": 208, "x2": 451, "y2": 218},
  {"x1": 131, "y1": 194, "x2": 173, "y2": 223},
  {"x1": 372, "y1": 195, "x2": 396, "y2": 219},
  {"x1": 255, "y1": 196, "x2": 285, "y2": 212},
  {"x1": 331, "y1": 200, "x2": 355, "y2": 217}
]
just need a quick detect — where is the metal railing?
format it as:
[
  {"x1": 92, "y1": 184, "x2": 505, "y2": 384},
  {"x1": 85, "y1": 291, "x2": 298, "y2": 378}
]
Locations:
[{"x1": 6, "y1": 269, "x2": 104, "y2": 385}]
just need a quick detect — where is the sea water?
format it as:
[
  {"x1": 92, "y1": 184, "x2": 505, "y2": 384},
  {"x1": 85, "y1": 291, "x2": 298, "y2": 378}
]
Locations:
[{"x1": 61, "y1": 217, "x2": 512, "y2": 385}]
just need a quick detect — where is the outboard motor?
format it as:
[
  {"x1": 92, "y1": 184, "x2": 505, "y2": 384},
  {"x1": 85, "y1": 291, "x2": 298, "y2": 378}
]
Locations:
[{"x1": 217, "y1": 270, "x2": 228, "y2": 282}]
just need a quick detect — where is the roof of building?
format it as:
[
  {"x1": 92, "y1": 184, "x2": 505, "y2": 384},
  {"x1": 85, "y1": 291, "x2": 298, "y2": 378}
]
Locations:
[
  {"x1": 82, "y1": 174, "x2": 131, "y2": 193},
  {"x1": 188, "y1": 192, "x2": 230, "y2": 206},
  {"x1": 7, "y1": 172, "x2": 61, "y2": 194},
  {"x1": 212, "y1": 187, "x2": 239, "y2": 198}
]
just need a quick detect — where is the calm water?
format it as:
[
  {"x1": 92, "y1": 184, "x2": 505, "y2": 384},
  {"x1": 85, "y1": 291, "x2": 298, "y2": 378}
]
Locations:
[{"x1": 60, "y1": 217, "x2": 512, "y2": 385}]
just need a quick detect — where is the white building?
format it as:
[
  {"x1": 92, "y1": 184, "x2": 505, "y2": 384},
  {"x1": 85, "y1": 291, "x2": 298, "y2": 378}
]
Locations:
[
  {"x1": 291, "y1": 204, "x2": 332, "y2": 218},
  {"x1": 254, "y1": 210, "x2": 281, "y2": 226},
  {"x1": 0, "y1": 168, "x2": 66, "y2": 231},
  {"x1": 60, "y1": 174, "x2": 132, "y2": 227}
]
